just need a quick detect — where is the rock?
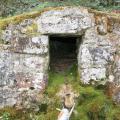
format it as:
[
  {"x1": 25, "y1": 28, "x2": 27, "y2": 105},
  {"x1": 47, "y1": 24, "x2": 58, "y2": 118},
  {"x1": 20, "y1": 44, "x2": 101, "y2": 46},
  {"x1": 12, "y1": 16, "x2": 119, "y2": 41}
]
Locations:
[
  {"x1": 78, "y1": 28, "x2": 115, "y2": 84},
  {"x1": 11, "y1": 35, "x2": 49, "y2": 55},
  {"x1": 2, "y1": 30, "x2": 12, "y2": 43},
  {"x1": 0, "y1": 40, "x2": 49, "y2": 108},
  {"x1": 113, "y1": 22, "x2": 120, "y2": 35},
  {"x1": 57, "y1": 84, "x2": 79, "y2": 108},
  {"x1": 114, "y1": 55, "x2": 120, "y2": 85},
  {"x1": 37, "y1": 7, "x2": 94, "y2": 34},
  {"x1": 113, "y1": 87, "x2": 120, "y2": 104},
  {"x1": 97, "y1": 25, "x2": 107, "y2": 35},
  {"x1": 96, "y1": 17, "x2": 108, "y2": 35}
]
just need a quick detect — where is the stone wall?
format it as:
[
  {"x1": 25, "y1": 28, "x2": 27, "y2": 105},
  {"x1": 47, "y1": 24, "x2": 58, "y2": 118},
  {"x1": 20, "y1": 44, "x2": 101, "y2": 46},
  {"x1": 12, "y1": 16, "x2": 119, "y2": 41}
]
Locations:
[
  {"x1": 0, "y1": 6, "x2": 120, "y2": 108},
  {"x1": 0, "y1": 19, "x2": 49, "y2": 108},
  {"x1": 78, "y1": 28, "x2": 116, "y2": 84}
]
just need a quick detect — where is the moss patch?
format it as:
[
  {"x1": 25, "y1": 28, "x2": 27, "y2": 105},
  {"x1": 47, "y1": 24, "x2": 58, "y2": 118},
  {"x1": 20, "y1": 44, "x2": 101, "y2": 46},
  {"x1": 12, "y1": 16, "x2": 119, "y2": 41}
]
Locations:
[
  {"x1": 23, "y1": 23, "x2": 39, "y2": 36},
  {"x1": 0, "y1": 5, "x2": 120, "y2": 32},
  {"x1": 37, "y1": 64, "x2": 120, "y2": 120},
  {"x1": 0, "y1": 39, "x2": 4, "y2": 44},
  {"x1": 0, "y1": 7, "x2": 64, "y2": 31},
  {"x1": 0, "y1": 63, "x2": 120, "y2": 120}
]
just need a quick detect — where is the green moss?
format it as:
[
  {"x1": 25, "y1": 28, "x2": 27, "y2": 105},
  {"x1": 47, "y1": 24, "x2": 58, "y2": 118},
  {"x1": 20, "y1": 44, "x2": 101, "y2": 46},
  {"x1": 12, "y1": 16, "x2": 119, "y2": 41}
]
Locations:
[
  {"x1": 25, "y1": 23, "x2": 38, "y2": 33},
  {"x1": 0, "y1": 39, "x2": 4, "y2": 44},
  {"x1": 0, "y1": 107, "x2": 32, "y2": 120},
  {"x1": 0, "y1": 7, "x2": 64, "y2": 31},
  {"x1": 0, "y1": 63, "x2": 120, "y2": 120},
  {"x1": 0, "y1": 4, "x2": 119, "y2": 32},
  {"x1": 45, "y1": 65, "x2": 120, "y2": 120},
  {"x1": 23, "y1": 23, "x2": 40, "y2": 36},
  {"x1": 0, "y1": 39, "x2": 10, "y2": 45}
]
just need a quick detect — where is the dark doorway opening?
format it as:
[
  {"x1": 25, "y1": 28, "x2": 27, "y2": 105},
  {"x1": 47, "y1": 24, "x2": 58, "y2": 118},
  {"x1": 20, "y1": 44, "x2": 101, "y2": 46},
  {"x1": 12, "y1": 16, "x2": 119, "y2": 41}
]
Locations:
[{"x1": 49, "y1": 35, "x2": 79, "y2": 72}]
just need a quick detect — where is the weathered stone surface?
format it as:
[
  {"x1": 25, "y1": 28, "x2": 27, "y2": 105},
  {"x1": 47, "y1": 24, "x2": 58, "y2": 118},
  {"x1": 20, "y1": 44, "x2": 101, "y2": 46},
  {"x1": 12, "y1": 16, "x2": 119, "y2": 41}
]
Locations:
[
  {"x1": 0, "y1": 87, "x2": 19, "y2": 108},
  {"x1": 113, "y1": 89, "x2": 120, "y2": 104},
  {"x1": 113, "y1": 90, "x2": 120, "y2": 104},
  {"x1": 113, "y1": 22, "x2": 120, "y2": 35},
  {"x1": 0, "y1": 45, "x2": 49, "y2": 108},
  {"x1": 114, "y1": 55, "x2": 120, "y2": 85},
  {"x1": 11, "y1": 35, "x2": 49, "y2": 55},
  {"x1": 0, "y1": 50, "x2": 49, "y2": 89},
  {"x1": 2, "y1": 19, "x2": 35, "y2": 42},
  {"x1": 78, "y1": 28, "x2": 116, "y2": 84},
  {"x1": 96, "y1": 16, "x2": 108, "y2": 35},
  {"x1": 37, "y1": 7, "x2": 94, "y2": 34},
  {"x1": 0, "y1": 51, "x2": 15, "y2": 86}
]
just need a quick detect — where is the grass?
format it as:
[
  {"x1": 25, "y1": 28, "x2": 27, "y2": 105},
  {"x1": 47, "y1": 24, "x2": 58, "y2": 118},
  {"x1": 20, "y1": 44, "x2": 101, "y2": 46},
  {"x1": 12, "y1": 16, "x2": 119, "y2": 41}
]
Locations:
[
  {"x1": 0, "y1": 63, "x2": 120, "y2": 120},
  {"x1": 42, "y1": 63, "x2": 120, "y2": 120},
  {"x1": 0, "y1": 1, "x2": 120, "y2": 31},
  {"x1": 1, "y1": 0, "x2": 120, "y2": 17}
]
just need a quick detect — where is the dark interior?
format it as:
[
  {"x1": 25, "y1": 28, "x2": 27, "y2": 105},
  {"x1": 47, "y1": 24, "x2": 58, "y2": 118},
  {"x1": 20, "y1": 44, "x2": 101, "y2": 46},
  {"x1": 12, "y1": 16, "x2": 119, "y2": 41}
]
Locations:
[{"x1": 49, "y1": 35, "x2": 78, "y2": 72}]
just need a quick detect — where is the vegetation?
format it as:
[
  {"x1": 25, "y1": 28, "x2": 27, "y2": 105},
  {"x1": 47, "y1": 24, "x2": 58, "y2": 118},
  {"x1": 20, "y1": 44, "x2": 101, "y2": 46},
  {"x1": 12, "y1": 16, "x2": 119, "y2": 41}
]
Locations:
[
  {"x1": 0, "y1": 6, "x2": 65, "y2": 31},
  {"x1": 0, "y1": 0, "x2": 119, "y2": 32},
  {"x1": 0, "y1": 0, "x2": 41, "y2": 17},
  {"x1": 47, "y1": 64, "x2": 120, "y2": 120},
  {"x1": 0, "y1": 63, "x2": 120, "y2": 120},
  {"x1": 0, "y1": 0, "x2": 120, "y2": 18}
]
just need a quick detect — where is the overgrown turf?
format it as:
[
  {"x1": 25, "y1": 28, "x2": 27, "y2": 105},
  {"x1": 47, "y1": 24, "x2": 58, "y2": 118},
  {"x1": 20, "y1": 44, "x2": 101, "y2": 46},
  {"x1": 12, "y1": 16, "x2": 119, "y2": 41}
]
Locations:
[
  {"x1": 0, "y1": 1, "x2": 119, "y2": 33},
  {"x1": 41, "y1": 63, "x2": 120, "y2": 120},
  {"x1": 0, "y1": 63, "x2": 120, "y2": 120},
  {"x1": 1, "y1": 0, "x2": 120, "y2": 18}
]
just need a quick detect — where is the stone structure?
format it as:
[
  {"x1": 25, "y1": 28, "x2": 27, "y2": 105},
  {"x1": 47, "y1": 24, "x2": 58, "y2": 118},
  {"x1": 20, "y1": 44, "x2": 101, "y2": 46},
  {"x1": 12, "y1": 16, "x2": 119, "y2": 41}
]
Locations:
[{"x1": 0, "y1": 7, "x2": 120, "y2": 108}]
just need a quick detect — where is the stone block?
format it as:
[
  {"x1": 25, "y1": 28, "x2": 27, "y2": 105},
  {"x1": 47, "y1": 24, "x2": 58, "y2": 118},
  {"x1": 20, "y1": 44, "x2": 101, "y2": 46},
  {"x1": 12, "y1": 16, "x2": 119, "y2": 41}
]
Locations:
[
  {"x1": 37, "y1": 7, "x2": 94, "y2": 34},
  {"x1": 11, "y1": 35, "x2": 49, "y2": 55}
]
